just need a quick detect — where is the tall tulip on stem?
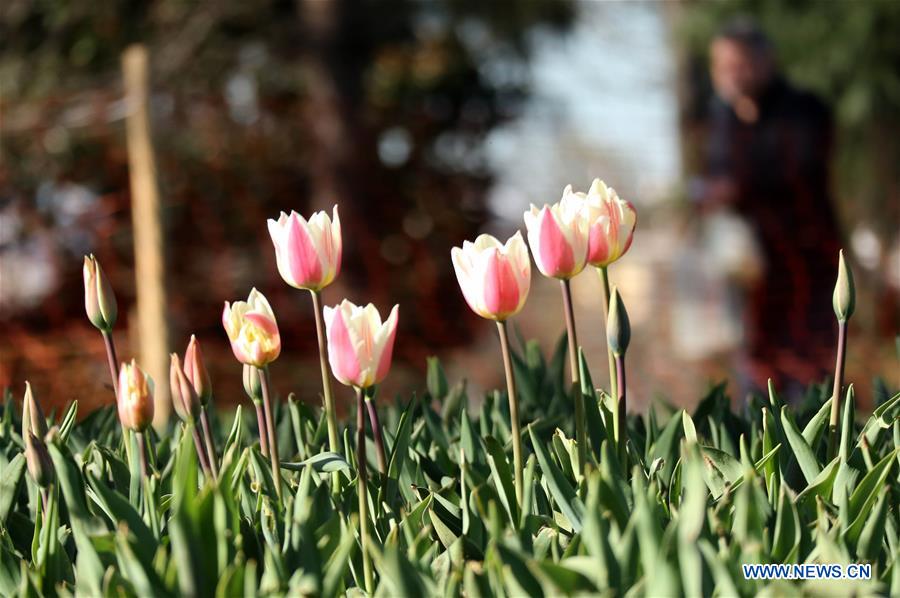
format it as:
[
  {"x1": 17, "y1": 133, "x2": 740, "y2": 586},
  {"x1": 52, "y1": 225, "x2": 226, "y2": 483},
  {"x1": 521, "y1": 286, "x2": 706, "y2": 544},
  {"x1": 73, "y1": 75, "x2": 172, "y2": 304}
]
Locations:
[
  {"x1": 451, "y1": 232, "x2": 531, "y2": 504},
  {"x1": 23, "y1": 384, "x2": 54, "y2": 511},
  {"x1": 117, "y1": 360, "x2": 155, "y2": 478},
  {"x1": 606, "y1": 288, "x2": 631, "y2": 466},
  {"x1": 324, "y1": 299, "x2": 399, "y2": 594},
  {"x1": 184, "y1": 335, "x2": 218, "y2": 478},
  {"x1": 223, "y1": 289, "x2": 283, "y2": 499},
  {"x1": 524, "y1": 191, "x2": 590, "y2": 474},
  {"x1": 827, "y1": 250, "x2": 854, "y2": 460},
  {"x1": 571, "y1": 179, "x2": 637, "y2": 401},
  {"x1": 268, "y1": 207, "x2": 343, "y2": 454},
  {"x1": 83, "y1": 255, "x2": 120, "y2": 394},
  {"x1": 170, "y1": 354, "x2": 212, "y2": 477}
]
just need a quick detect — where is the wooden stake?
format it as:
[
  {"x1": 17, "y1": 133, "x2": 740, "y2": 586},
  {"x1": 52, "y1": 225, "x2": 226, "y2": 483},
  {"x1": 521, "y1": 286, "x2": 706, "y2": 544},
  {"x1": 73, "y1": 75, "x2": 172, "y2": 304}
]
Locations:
[{"x1": 122, "y1": 45, "x2": 170, "y2": 426}]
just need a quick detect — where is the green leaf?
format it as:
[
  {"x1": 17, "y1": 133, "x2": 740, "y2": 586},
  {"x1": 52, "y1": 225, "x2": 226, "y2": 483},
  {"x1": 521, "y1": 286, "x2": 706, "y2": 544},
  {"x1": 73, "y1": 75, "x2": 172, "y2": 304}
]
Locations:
[
  {"x1": 781, "y1": 407, "x2": 821, "y2": 484},
  {"x1": 528, "y1": 426, "x2": 583, "y2": 532},
  {"x1": 0, "y1": 454, "x2": 25, "y2": 524},
  {"x1": 426, "y1": 356, "x2": 449, "y2": 400},
  {"x1": 484, "y1": 436, "x2": 519, "y2": 526},
  {"x1": 281, "y1": 451, "x2": 350, "y2": 473}
]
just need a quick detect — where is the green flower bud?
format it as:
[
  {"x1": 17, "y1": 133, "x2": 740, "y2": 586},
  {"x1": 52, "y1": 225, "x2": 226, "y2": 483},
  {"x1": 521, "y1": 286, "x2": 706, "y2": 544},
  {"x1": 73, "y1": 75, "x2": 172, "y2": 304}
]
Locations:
[
  {"x1": 22, "y1": 382, "x2": 49, "y2": 441},
  {"x1": 242, "y1": 364, "x2": 263, "y2": 403},
  {"x1": 83, "y1": 254, "x2": 118, "y2": 332},
  {"x1": 607, "y1": 287, "x2": 631, "y2": 357},
  {"x1": 832, "y1": 250, "x2": 855, "y2": 322},
  {"x1": 25, "y1": 432, "x2": 54, "y2": 488}
]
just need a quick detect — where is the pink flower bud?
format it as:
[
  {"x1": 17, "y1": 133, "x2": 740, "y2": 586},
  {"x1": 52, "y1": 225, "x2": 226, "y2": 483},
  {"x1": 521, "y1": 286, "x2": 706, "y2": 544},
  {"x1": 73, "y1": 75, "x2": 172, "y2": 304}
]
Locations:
[
  {"x1": 523, "y1": 189, "x2": 590, "y2": 279},
  {"x1": 83, "y1": 254, "x2": 118, "y2": 332},
  {"x1": 451, "y1": 232, "x2": 531, "y2": 321},
  {"x1": 267, "y1": 206, "x2": 342, "y2": 291},
  {"x1": 222, "y1": 289, "x2": 281, "y2": 367},
  {"x1": 170, "y1": 353, "x2": 200, "y2": 423},
  {"x1": 324, "y1": 300, "x2": 399, "y2": 389},
  {"x1": 117, "y1": 360, "x2": 154, "y2": 432},
  {"x1": 183, "y1": 335, "x2": 212, "y2": 406}
]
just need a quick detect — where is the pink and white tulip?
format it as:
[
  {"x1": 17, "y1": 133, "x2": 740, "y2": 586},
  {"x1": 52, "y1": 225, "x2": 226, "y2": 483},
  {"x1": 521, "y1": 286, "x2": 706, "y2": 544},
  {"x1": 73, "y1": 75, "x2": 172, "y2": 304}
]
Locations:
[
  {"x1": 267, "y1": 206, "x2": 342, "y2": 291},
  {"x1": 117, "y1": 360, "x2": 154, "y2": 432},
  {"x1": 523, "y1": 190, "x2": 590, "y2": 279},
  {"x1": 222, "y1": 289, "x2": 281, "y2": 367},
  {"x1": 324, "y1": 300, "x2": 399, "y2": 389},
  {"x1": 451, "y1": 232, "x2": 531, "y2": 321},
  {"x1": 577, "y1": 179, "x2": 636, "y2": 267}
]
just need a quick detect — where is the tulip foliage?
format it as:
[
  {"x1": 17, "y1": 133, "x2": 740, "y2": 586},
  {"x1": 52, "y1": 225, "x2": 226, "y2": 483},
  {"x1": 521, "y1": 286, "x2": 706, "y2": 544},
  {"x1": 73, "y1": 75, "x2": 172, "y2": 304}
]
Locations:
[{"x1": 0, "y1": 191, "x2": 897, "y2": 596}]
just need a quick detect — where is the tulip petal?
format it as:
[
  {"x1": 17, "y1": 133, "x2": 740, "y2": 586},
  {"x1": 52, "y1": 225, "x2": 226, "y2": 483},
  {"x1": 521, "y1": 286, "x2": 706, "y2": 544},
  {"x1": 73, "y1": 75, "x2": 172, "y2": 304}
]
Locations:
[
  {"x1": 537, "y1": 208, "x2": 574, "y2": 277},
  {"x1": 482, "y1": 248, "x2": 519, "y2": 318},
  {"x1": 285, "y1": 213, "x2": 323, "y2": 287},
  {"x1": 326, "y1": 305, "x2": 362, "y2": 386}
]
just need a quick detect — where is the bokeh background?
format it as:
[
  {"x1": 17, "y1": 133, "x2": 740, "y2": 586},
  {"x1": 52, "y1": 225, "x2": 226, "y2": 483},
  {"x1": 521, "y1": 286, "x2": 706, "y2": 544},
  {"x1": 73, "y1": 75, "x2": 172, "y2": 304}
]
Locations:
[{"x1": 2, "y1": 0, "x2": 898, "y2": 419}]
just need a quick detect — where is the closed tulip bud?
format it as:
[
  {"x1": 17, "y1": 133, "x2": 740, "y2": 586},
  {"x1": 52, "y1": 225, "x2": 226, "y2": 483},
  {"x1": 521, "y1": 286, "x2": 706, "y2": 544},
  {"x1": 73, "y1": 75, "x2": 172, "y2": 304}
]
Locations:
[
  {"x1": 324, "y1": 300, "x2": 399, "y2": 389},
  {"x1": 578, "y1": 179, "x2": 637, "y2": 267},
  {"x1": 267, "y1": 206, "x2": 342, "y2": 291},
  {"x1": 25, "y1": 432, "x2": 54, "y2": 488},
  {"x1": 83, "y1": 254, "x2": 118, "y2": 332},
  {"x1": 170, "y1": 354, "x2": 201, "y2": 423},
  {"x1": 242, "y1": 364, "x2": 263, "y2": 402},
  {"x1": 451, "y1": 232, "x2": 531, "y2": 321},
  {"x1": 183, "y1": 335, "x2": 212, "y2": 406},
  {"x1": 222, "y1": 289, "x2": 281, "y2": 367},
  {"x1": 21, "y1": 382, "x2": 49, "y2": 442},
  {"x1": 523, "y1": 189, "x2": 590, "y2": 279},
  {"x1": 117, "y1": 360, "x2": 154, "y2": 432},
  {"x1": 607, "y1": 287, "x2": 631, "y2": 357},
  {"x1": 832, "y1": 250, "x2": 855, "y2": 322}
]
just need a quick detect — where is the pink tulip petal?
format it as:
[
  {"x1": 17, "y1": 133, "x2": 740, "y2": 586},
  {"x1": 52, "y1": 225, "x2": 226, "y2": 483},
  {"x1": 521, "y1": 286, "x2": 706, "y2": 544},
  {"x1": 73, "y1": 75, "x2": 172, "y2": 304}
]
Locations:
[
  {"x1": 327, "y1": 308, "x2": 361, "y2": 386},
  {"x1": 588, "y1": 220, "x2": 611, "y2": 265},
  {"x1": 537, "y1": 208, "x2": 574, "y2": 277},
  {"x1": 286, "y1": 214, "x2": 323, "y2": 287},
  {"x1": 244, "y1": 311, "x2": 279, "y2": 336},
  {"x1": 374, "y1": 306, "x2": 399, "y2": 384},
  {"x1": 482, "y1": 249, "x2": 519, "y2": 318}
]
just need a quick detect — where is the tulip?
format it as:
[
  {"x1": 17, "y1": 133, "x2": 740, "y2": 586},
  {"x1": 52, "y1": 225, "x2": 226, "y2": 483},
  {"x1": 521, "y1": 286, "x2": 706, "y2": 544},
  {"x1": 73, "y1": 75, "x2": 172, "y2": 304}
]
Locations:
[
  {"x1": 523, "y1": 191, "x2": 590, "y2": 280},
  {"x1": 451, "y1": 232, "x2": 530, "y2": 503},
  {"x1": 579, "y1": 179, "x2": 637, "y2": 268},
  {"x1": 118, "y1": 360, "x2": 154, "y2": 477},
  {"x1": 324, "y1": 299, "x2": 398, "y2": 594},
  {"x1": 268, "y1": 207, "x2": 344, "y2": 456},
  {"x1": 324, "y1": 300, "x2": 399, "y2": 390},
  {"x1": 524, "y1": 189, "x2": 591, "y2": 474},
  {"x1": 451, "y1": 232, "x2": 531, "y2": 321},
  {"x1": 170, "y1": 354, "x2": 213, "y2": 477},
  {"x1": 117, "y1": 360, "x2": 155, "y2": 433},
  {"x1": 222, "y1": 289, "x2": 281, "y2": 367},
  {"x1": 184, "y1": 335, "x2": 218, "y2": 477},
  {"x1": 83, "y1": 254, "x2": 118, "y2": 332},
  {"x1": 22, "y1": 382, "x2": 49, "y2": 441},
  {"x1": 607, "y1": 287, "x2": 631, "y2": 464},
  {"x1": 83, "y1": 254, "x2": 121, "y2": 395},
  {"x1": 267, "y1": 206, "x2": 342, "y2": 292},
  {"x1": 828, "y1": 250, "x2": 855, "y2": 460},
  {"x1": 22, "y1": 383, "x2": 54, "y2": 490}
]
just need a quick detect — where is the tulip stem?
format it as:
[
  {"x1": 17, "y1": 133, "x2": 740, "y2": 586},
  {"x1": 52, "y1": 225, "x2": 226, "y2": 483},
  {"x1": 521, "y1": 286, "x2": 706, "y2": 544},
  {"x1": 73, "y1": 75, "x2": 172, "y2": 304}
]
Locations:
[
  {"x1": 136, "y1": 431, "x2": 149, "y2": 479},
  {"x1": 614, "y1": 354, "x2": 627, "y2": 468},
  {"x1": 560, "y1": 279, "x2": 586, "y2": 475},
  {"x1": 364, "y1": 393, "x2": 387, "y2": 475},
  {"x1": 356, "y1": 387, "x2": 374, "y2": 593},
  {"x1": 101, "y1": 330, "x2": 120, "y2": 395},
  {"x1": 827, "y1": 320, "x2": 848, "y2": 461},
  {"x1": 496, "y1": 320, "x2": 524, "y2": 507},
  {"x1": 598, "y1": 266, "x2": 618, "y2": 402},
  {"x1": 253, "y1": 400, "x2": 269, "y2": 458},
  {"x1": 311, "y1": 290, "x2": 341, "y2": 455},
  {"x1": 191, "y1": 425, "x2": 212, "y2": 477},
  {"x1": 258, "y1": 368, "x2": 283, "y2": 500},
  {"x1": 200, "y1": 406, "x2": 219, "y2": 479}
]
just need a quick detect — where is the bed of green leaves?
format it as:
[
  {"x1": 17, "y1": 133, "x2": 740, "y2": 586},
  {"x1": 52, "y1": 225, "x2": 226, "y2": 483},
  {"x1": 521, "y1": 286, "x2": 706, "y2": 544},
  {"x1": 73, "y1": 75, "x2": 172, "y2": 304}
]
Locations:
[{"x1": 1, "y1": 339, "x2": 898, "y2": 597}]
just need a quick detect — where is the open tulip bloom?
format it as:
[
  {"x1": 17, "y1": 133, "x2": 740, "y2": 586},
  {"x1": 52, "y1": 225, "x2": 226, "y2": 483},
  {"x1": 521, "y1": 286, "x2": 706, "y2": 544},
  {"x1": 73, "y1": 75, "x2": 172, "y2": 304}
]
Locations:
[
  {"x1": 222, "y1": 289, "x2": 282, "y2": 368},
  {"x1": 223, "y1": 288, "x2": 283, "y2": 497},
  {"x1": 268, "y1": 206, "x2": 343, "y2": 456},
  {"x1": 451, "y1": 232, "x2": 529, "y2": 503},
  {"x1": 566, "y1": 178, "x2": 637, "y2": 402},
  {"x1": 324, "y1": 298, "x2": 398, "y2": 593},
  {"x1": 524, "y1": 189, "x2": 592, "y2": 474}
]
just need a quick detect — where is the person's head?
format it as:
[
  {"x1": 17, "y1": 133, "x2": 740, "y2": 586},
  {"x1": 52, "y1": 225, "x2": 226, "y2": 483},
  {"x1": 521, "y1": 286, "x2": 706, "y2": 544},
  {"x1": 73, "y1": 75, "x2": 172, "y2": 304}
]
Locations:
[{"x1": 710, "y1": 18, "x2": 776, "y2": 103}]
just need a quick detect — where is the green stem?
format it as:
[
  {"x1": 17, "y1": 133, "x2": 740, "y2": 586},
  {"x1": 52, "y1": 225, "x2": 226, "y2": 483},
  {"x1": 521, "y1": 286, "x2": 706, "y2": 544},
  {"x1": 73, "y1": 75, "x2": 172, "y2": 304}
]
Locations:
[
  {"x1": 258, "y1": 368, "x2": 283, "y2": 500},
  {"x1": 311, "y1": 290, "x2": 341, "y2": 454},
  {"x1": 827, "y1": 320, "x2": 848, "y2": 461},
  {"x1": 598, "y1": 266, "x2": 618, "y2": 403},
  {"x1": 101, "y1": 330, "x2": 120, "y2": 396},
  {"x1": 136, "y1": 431, "x2": 149, "y2": 479},
  {"x1": 615, "y1": 354, "x2": 627, "y2": 467},
  {"x1": 253, "y1": 399, "x2": 269, "y2": 458},
  {"x1": 364, "y1": 394, "x2": 387, "y2": 475},
  {"x1": 560, "y1": 279, "x2": 586, "y2": 475},
  {"x1": 497, "y1": 320, "x2": 524, "y2": 507},
  {"x1": 200, "y1": 406, "x2": 219, "y2": 480},
  {"x1": 356, "y1": 387, "x2": 374, "y2": 593}
]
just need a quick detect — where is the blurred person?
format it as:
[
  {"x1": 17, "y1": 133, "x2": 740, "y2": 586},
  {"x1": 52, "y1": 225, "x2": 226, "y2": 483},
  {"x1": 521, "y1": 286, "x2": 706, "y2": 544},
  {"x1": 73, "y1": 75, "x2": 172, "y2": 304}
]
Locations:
[{"x1": 697, "y1": 18, "x2": 841, "y2": 395}]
